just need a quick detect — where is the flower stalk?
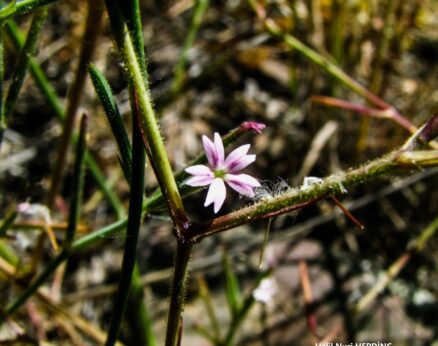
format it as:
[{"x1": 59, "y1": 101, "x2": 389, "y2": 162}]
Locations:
[
  {"x1": 165, "y1": 241, "x2": 193, "y2": 346},
  {"x1": 104, "y1": 0, "x2": 188, "y2": 232}
]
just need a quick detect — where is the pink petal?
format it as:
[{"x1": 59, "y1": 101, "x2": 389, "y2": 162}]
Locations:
[
  {"x1": 204, "y1": 178, "x2": 226, "y2": 213},
  {"x1": 202, "y1": 133, "x2": 224, "y2": 169},
  {"x1": 186, "y1": 175, "x2": 214, "y2": 187},
  {"x1": 185, "y1": 165, "x2": 212, "y2": 176},
  {"x1": 225, "y1": 148, "x2": 256, "y2": 173},
  {"x1": 213, "y1": 133, "x2": 225, "y2": 167},
  {"x1": 185, "y1": 165, "x2": 214, "y2": 186},
  {"x1": 224, "y1": 144, "x2": 250, "y2": 171},
  {"x1": 225, "y1": 173, "x2": 260, "y2": 197}
]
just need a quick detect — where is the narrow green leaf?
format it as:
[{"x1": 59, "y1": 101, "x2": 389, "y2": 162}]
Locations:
[
  {"x1": 222, "y1": 249, "x2": 241, "y2": 318},
  {"x1": 172, "y1": 0, "x2": 210, "y2": 95},
  {"x1": 0, "y1": 0, "x2": 17, "y2": 20},
  {"x1": 0, "y1": 28, "x2": 5, "y2": 145},
  {"x1": 258, "y1": 217, "x2": 272, "y2": 268},
  {"x1": 4, "y1": 7, "x2": 48, "y2": 118},
  {"x1": 223, "y1": 269, "x2": 271, "y2": 346},
  {"x1": 0, "y1": 206, "x2": 18, "y2": 237},
  {"x1": 88, "y1": 64, "x2": 132, "y2": 181},
  {"x1": 0, "y1": 0, "x2": 56, "y2": 22},
  {"x1": 105, "y1": 90, "x2": 146, "y2": 346},
  {"x1": 130, "y1": 265, "x2": 157, "y2": 346},
  {"x1": 64, "y1": 114, "x2": 87, "y2": 249}
]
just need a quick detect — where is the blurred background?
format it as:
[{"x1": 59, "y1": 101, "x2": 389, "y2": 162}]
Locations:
[{"x1": 1, "y1": 0, "x2": 438, "y2": 345}]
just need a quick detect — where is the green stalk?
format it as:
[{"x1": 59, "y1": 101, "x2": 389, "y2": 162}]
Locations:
[
  {"x1": 47, "y1": 0, "x2": 104, "y2": 209},
  {"x1": 0, "y1": 114, "x2": 87, "y2": 325},
  {"x1": 117, "y1": 0, "x2": 146, "y2": 77},
  {"x1": 172, "y1": 0, "x2": 210, "y2": 95},
  {"x1": 3, "y1": 7, "x2": 47, "y2": 118},
  {"x1": 4, "y1": 19, "x2": 125, "y2": 218},
  {"x1": 0, "y1": 0, "x2": 57, "y2": 21},
  {"x1": 105, "y1": 105, "x2": 146, "y2": 346},
  {"x1": 104, "y1": 0, "x2": 188, "y2": 230},
  {"x1": 90, "y1": 63, "x2": 153, "y2": 344},
  {"x1": 186, "y1": 148, "x2": 437, "y2": 242},
  {"x1": 165, "y1": 241, "x2": 193, "y2": 346}
]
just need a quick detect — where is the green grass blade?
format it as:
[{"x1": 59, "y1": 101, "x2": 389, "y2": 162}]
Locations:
[
  {"x1": 172, "y1": 0, "x2": 210, "y2": 95},
  {"x1": 222, "y1": 249, "x2": 241, "y2": 318},
  {"x1": 105, "y1": 102, "x2": 146, "y2": 346},
  {"x1": 4, "y1": 7, "x2": 47, "y2": 118},
  {"x1": 88, "y1": 64, "x2": 132, "y2": 181},
  {"x1": 0, "y1": 27, "x2": 4, "y2": 145},
  {"x1": 0, "y1": 0, "x2": 56, "y2": 21}
]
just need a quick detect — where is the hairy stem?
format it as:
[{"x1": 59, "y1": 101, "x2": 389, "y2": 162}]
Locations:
[{"x1": 165, "y1": 241, "x2": 193, "y2": 346}]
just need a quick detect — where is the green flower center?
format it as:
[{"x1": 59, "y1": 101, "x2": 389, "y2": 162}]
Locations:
[{"x1": 213, "y1": 169, "x2": 227, "y2": 179}]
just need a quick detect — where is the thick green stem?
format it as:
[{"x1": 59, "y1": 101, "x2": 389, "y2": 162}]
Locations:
[
  {"x1": 165, "y1": 241, "x2": 193, "y2": 346},
  {"x1": 104, "y1": 0, "x2": 188, "y2": 231}
]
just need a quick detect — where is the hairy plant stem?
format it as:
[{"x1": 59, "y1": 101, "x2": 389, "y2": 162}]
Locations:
[
  {"x1": 165, "y1": 241, "x2": 193, "y2": 346},
  {"x1": 187, "y1": 149, "x2": 437, "y2": 242},
  {"x1": 69, "y1": 148, "x2": 438, "y2": 254},
  {"x1": 104, "y1": 0, "x2": 188, "y2": 232}
]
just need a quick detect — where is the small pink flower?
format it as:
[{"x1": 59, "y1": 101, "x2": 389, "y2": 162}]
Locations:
[{"x1": 185, "y1": 132, "x2": 261, "y2": 213}]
